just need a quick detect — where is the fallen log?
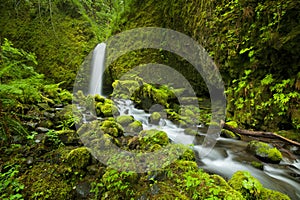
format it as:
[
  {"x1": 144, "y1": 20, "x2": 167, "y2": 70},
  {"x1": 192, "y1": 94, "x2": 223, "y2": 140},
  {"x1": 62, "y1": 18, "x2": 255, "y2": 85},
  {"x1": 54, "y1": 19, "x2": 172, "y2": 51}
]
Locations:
[{"x1": 222, "y1": 122, "x2": 300, "y2": 147}]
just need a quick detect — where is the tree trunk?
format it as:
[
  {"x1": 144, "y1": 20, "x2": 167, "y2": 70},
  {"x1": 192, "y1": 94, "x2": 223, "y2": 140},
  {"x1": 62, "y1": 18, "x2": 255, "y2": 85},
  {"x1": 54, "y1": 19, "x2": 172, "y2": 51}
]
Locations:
[{"x1": 222, "y1": 122, "x2": 300, "y2": 147}]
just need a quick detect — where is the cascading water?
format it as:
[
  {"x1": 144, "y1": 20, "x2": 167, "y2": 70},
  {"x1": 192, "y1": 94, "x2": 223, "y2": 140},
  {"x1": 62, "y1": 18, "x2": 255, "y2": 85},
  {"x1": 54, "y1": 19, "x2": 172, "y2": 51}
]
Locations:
[
  {"x1": 88, "y1": 43, "x2": 106, "y2": 96},
  {"x1": 86, "y1": 43, "x2": 300, "y2": 200}
]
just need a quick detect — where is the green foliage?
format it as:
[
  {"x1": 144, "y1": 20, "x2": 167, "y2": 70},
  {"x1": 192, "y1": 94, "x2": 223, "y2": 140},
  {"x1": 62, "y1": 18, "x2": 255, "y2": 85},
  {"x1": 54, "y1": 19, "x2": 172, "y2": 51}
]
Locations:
[
  {"x1": 100, "y1": 168, "x2": 136, "y2": 198},
  {"x1": 226, "y1": 70, "x2": 300, "y2": 131},
  {"x1": 229, "y1": 171, "x2": 263, "y2": 199},
  {"x1": 0, "y1": 114, "x2": 29, "y2": 145},
  {"x1": 0, "y1": 0, "x2": 134, "y2": 89},
  {"x1": 0, "y1": 39, "x2": 44, "y2": 109},
  {"x1": 0, "y1": 164, "x2": 24, "y2": 200}
]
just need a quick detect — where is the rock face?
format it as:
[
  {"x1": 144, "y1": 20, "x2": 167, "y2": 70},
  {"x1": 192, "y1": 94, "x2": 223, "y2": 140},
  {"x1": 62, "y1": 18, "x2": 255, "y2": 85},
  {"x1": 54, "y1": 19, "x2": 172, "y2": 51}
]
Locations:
[{"x1": 247, "y1": 141, "x2": 282, "y2": 163}]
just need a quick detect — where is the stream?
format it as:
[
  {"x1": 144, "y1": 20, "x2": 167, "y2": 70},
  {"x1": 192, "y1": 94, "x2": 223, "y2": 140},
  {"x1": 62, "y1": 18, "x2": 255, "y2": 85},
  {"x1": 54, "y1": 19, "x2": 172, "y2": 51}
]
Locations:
[
  {"x1": 114, "y1": 98, "x2": 300, "y2": 199},
  {"x1": 81, "y1": 43, "x2": 300, "y2": 199}
]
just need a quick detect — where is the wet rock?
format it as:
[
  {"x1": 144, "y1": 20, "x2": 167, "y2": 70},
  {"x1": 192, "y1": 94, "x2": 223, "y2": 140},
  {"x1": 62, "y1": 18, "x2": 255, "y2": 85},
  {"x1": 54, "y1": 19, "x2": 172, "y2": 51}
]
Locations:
[
  {"x1": 43, "y1": 111, "x2": 55, "y2": 119},
  {"x1": 36, "y1": 127, "x2": 50, "y2": 133},
  {"x1": 74, "y1": 182, "x2": 91, "y2": 199},
  {"x1": 25, "y1": 122, "x2": 38, "y2": 130},
  {"x1": 26, "y1": 157, "x2": 34, "y2": 165},
  {"x1": 149, "y1": 112, "x2": 161, "y2": 125},
  {"x1": 247, "y1": 140, "x2": 282, "y2": 163},
  {"x1": 53, "y1": 104, "x2": 64, "y2": 108},
  {"x1": 116, "y1": 115, "x2": 135, "y2": 127},
  {"x1": 127, "y1": 120, "x2": 143, "y2": 134}
]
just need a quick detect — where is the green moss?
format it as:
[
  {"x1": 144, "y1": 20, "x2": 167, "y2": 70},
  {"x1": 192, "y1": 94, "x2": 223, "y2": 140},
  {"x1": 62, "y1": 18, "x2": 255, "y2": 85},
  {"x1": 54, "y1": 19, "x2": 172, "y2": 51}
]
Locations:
[
  {"x1": 139, "y1": 129, "x2": 169, "y2": 149},
  {"x1": 65, "y1": 147, "x2": 91, "y2": 169},
  {"x1": 100, "y1": 119, "x2": 124, "y2": 137},
  {"x1": 94, "y1": 94, "x2": 106, "y2": 103},
  {"x1": 221, "y1": 129, "x2": 241, "y2": 140},
  {"x1": 96, "y1": 102, "x2": 119, "y2": 118},
  {"x1": 127, "y1": 120, "x2": 143, "y2": 133},
  {"x1": 226, "y1": 121, "x2": 239, "y2": 128},
  {"x1": 251, "y1": 161, "x2": 264, "y2": 170},
  {"x1": 229, "y1": 171, "x2": 263, "y2": 199},
  {"x1": 112, "y1": 79, "x2": 141, "y2": 99},
  {"x1": 260, "y1": 188, "x2": 290, "y2": 200},
  {"x1": 247, "y1": 141, "x2": 282, "y2": 163},
  {"x1": 55, "y1": 130, "x2": 79, "y2": 145},
  {"x1": 149, "y1": 112, "x2": 161, "y2": 125},
  {"x1": 116, "y1": 115, "x2": 135, "y2": 127},
  {"x1": 20, "y1": 163, "x2": 73, "y2": 199}
]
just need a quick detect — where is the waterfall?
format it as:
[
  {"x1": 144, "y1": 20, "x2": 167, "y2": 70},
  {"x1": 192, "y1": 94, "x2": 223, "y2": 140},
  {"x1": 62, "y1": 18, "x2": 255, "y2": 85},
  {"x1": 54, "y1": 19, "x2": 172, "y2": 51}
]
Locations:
[{"x1": 88, "y1": 43, "x2": 106, "y2": 95}]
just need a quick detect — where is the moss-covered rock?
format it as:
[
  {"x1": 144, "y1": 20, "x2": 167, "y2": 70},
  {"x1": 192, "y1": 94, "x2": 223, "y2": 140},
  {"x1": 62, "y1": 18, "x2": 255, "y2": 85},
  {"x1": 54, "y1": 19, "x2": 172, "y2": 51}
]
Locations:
[
  {"x1": 139, "y1": 129, "x2": 169, "y2": 149},
  {"x1": 228, "y1": 170, "x2": 290, "y2": 200},
  {"x1": 100, "y1": 119, "x2": 124, "y2": 137},
  {"x1": 112, "y1": 79, "x2": 141, "y2": 99},
  {"x1": 251, "y1": 161, "x2": 264, "y2": 170},
  {"x1": 221, "y1": 129, "x2": 241, "y2": 140},
  {"x1": 95, "y1": 102, "x2": 119, "y2": 118},
  {"x1": 65, "y1": 147, "x2": 91, "y2": 169},
  {"x1": 247, "y1": 141, "x2": 282, "y2": 163},
  {"x1": 149, "y1": 112, "x2": 161, "y2": 125},
  {"x1": 229, "y1": 171, "x2": 264, "y2": 199},
  {"x1": 127, "y1": 120, "x2": 143, "y2": 134},
  {"x1": 94, "y1": 94, "x2": 106, "y2": 103},
  {"x1": 116, "y1": 115, "x2": 135, "y2": 127},
  {"x1": 55, "y1": 130, "x2": 79, "y2": 145}
]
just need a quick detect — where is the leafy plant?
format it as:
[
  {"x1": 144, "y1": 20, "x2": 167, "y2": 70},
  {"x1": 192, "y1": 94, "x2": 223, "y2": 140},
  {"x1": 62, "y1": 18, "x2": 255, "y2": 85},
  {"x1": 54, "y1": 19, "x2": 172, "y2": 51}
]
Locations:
[{"x1": 0, "y1": 164, "x2": 24, "y2": 200}]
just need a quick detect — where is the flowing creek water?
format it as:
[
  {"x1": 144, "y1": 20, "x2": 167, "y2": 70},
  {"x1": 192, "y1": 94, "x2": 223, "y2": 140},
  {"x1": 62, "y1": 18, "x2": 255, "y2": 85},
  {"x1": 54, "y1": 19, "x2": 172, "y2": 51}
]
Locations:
[
  {"x1": 112, "y1": 98, "x2": 300, "y2": 199},
  {"x1": 84, "y1": 43, "x2": 300, "y2": 199}
]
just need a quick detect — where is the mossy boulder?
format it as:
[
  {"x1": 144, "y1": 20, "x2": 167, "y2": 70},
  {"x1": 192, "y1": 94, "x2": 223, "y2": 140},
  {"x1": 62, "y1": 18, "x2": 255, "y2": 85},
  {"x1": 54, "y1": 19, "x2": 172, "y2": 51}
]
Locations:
[
  {"x1": 56, "y1": 130, "x2": 79, "y2": 145},
  {"x1": 112, "y1": 79, "x2": 141, "y2": 99},
  {"x1": 127, "y1": 120, "x2": 143, "y2": 134},
  {"x1": 229, "y1": 171, "x2": 264, "y2": 199},
  {"x1": 247, "y1": 141, "x2": 282, "y2": 163},
  {"x1": 94, "y1": 94, "x2": 106, "y2": 103},
  {"x1": 149, "y1": 112, "x2": 161, "y2": 125},
  {"x1": 95, "y1": 102, "x2": 119, "y2": 118},
  {"x1": 139, "y1": 129, "x2": 169, "y2": 149},
  {"x1": 116, "y1": 115, "x2": 135, "y2": 127},
  {"x1": 251, "y1": 161, "x2": 264, "y2": 170},
  {"x1": 100, "y1": 119, "x2": 124, "y2": 137},
  {"x1": 221, "y1": 129, "x2": 241, "y2": 140},
  {"x1": 229, "y1": 171, "x2": 290, "y2": 200},
  {"x1": 65, "y1": 147, "x2": 91, "y2": 169}
]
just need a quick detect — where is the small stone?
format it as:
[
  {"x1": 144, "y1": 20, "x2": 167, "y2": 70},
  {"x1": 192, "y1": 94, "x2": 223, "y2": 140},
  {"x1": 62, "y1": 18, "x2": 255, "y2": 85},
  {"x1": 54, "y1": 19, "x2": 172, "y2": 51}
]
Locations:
[{"x1": 36, "y1": 127, "x2": 50, "y2": 133}]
